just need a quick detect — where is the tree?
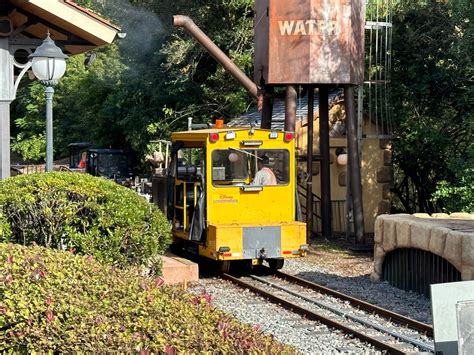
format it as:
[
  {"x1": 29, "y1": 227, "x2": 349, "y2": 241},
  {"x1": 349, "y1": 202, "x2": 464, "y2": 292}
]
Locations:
[
  {"x1": 11, "y1": 82, "x2": 47, "y2": 162},
  {"x1": 14, "y1": 0, "x2": 256, "y2": 165},
  {"x1": 390, "y1": 0, "x2": 473, "y2": 213},
  {"x1": 99, "y1": 0, "x2": 256, "y2": 157}
]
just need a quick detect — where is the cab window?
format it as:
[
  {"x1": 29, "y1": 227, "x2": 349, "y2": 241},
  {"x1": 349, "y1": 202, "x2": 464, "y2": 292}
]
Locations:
[
  {"x1": 176, "y1": 148, "x2": 204, "y2": 180},
  {"x1": 211, "y1": 149, "x2": 290, "y2": 186}
]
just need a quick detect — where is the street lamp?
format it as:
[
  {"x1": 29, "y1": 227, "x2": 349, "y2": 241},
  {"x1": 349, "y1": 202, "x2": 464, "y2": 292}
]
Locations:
[{"x1": 29, "y1": 32, "x2": 68, "y2": 172}]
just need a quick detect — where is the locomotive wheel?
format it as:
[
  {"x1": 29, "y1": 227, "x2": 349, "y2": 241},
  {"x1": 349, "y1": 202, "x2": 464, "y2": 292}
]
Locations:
[
  {"x1": 268, "y1": 258, "x2": 284, "y2": 271},
  {"x1": 217, "y1": 260, "x2": 231, "y2": 274}
]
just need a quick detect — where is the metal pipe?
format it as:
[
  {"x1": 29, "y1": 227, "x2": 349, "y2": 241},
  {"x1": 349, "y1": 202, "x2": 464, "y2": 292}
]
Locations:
[
  {"x1": 345, "y1": 85, "x2": 365, "y2": 244},
  {"x1": 306, "y1": 87, "x2": 314, "y2": 243},
  {"x1": 319, "y1": 86, "x2": 332, "y2": 238},
  {"x1": 260, "y1": 86, "x2": 273, "y2": 129},
  {"x1": 173, "y1": 15, "x2": 258, "y2": 98},
  {"x1": 45, "y1": 86, "x2": 54, "y2": 172},
  {"x1": 284, "y1": 85, "x2": 297, "y2": 132}
]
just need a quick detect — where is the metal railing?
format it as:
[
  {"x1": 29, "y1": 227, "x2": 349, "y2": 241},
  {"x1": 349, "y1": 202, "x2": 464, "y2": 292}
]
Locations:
[
  {"x1": 297, "y1": 183, "x2": 350, "y2": 234},
  {"x1": 10, "y1": 164, "x2": 71, "y2": 176},
  {"x1": 382, "y1": 248, "x2": 462, "y2": 297},
  {"x1": 10, "y1": 164, "x2": 46, "y2": 176}
]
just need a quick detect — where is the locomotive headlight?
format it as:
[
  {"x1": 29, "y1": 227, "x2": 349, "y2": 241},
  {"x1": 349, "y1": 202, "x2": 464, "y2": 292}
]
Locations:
[
  {"x1": 225, "y1": 131, "x2": 236, "y2": 140},
  {"x1": 218, "y1": 246, "x2": 230, "y2": 253},
  {"x1": 240, "y1": 140, "x2": 263, "y2": 147}
]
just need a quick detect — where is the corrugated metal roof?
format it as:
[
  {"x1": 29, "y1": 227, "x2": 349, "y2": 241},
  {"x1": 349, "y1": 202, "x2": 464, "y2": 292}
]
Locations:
[{"x1": 228, "y1": 90, "x2": 342, "y2": 130}]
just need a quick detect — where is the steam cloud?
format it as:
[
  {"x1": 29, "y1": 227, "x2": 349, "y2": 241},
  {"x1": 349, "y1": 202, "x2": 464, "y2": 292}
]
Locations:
[{"x1": 94, "y1": 0, "x2": 165, "y2": 60}]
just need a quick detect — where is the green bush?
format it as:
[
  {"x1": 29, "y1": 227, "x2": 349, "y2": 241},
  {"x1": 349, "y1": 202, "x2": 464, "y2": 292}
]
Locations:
[
  {"x1": 0, "y1": 243, "x2": 290, "y2": 353},
  {"x1": 0, "y1": 172, "x2": 170, "y2": 271},
  {"x1": 432, "y1": 168, "x2": 474, "y2": 213}
]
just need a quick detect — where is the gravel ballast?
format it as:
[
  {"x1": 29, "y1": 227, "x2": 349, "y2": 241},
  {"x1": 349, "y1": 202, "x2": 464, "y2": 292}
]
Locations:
[
  {"x1": 282, "y1": 258, "x2": 432, "y2": 324},
  {"x1": 191, "y1": 278, "x2": 379, "y2": 354},
  {"x1": 189, "y1": 240, "x2": 433, "y2": 354}
]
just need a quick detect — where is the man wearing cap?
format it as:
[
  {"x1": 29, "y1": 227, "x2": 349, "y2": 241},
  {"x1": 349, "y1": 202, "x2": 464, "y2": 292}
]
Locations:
[{"x1": 252, "y1": 155, "x2": 277, "y2": 186}]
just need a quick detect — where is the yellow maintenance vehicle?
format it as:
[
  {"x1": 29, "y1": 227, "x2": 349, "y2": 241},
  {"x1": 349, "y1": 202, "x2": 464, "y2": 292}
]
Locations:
[{"x1": 154, "y1": 126, "x2": 307, "y2": 272}]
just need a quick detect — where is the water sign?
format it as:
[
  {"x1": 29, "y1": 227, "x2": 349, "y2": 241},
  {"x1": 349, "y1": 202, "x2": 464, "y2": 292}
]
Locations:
[{"x1": 254, "y1": 0, "x2": 365, "y2": 85}]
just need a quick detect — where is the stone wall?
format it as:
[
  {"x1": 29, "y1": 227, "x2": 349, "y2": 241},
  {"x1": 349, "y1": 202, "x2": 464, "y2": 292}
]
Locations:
[{"x1": 371, "y1": 213, "x2": 474, "y2": 282}]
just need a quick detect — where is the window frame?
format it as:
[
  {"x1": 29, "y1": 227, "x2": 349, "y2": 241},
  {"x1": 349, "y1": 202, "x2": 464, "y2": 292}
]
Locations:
[{"x1": 210, "y1": 148, "x2": 291, "y2": 188}]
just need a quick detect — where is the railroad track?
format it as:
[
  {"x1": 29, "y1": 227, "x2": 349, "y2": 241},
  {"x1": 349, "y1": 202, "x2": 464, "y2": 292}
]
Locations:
[{"x1": 222, "y1": 269, "x2": 434, "y2": 354}]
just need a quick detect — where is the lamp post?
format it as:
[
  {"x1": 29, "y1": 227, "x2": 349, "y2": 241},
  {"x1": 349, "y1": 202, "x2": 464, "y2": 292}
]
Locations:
[{"x1": 29, "y1": 33, "x2": 68, "y2": 172}]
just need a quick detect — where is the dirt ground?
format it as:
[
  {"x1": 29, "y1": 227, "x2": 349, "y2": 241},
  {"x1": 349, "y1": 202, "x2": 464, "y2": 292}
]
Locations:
[{"x1": 304, "y1": 237, "x2": 374, "y2": 277}]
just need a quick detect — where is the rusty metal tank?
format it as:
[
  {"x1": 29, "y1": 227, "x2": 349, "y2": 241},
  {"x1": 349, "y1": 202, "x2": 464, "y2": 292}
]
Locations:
[{"x1": 254, "y1": 0, "x2": 366, "y2": 85}]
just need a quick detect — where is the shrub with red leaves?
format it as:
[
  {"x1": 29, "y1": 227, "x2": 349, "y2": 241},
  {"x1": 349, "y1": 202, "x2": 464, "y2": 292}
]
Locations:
[{"x1": 0, "y1": 243, "x2": 292, "y2": 353}]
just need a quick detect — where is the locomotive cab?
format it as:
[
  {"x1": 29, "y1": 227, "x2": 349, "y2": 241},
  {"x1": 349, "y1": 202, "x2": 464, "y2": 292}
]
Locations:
[{"x1": 167, "y1": 127, "x2": 307, "y2": 272}]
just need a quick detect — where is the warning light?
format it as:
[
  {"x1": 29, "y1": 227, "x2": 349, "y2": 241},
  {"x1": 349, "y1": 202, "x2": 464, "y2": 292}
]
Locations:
[
  {"x1": 284, "y1": 132, "x2": 294, "y2": 142},
  {"x1": 215, "y1": 119, "x2": 224, "y2": 129},
  {"x1": 209, "y1": 133, "x2": 219, "y2": 143}
]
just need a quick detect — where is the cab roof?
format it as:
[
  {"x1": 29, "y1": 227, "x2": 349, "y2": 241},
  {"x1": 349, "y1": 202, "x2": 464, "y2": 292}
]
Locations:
[{"x1": 171, "y1": 127, "x2": 272, "y2": 143}]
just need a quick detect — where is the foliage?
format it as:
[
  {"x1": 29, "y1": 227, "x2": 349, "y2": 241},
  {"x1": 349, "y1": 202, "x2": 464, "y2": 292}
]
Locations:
[
  {"x1": 0, "y1": 243, "x2": 290, "y2": 353},
  {"x1": 390, "y1": 0, "x2": 473, "y2": 213},
  {"x1": 11, "y1": 81, "x2": 48, "y2": 163},
  {"x1": 11, "y1": 0, "x2": 255, "y2": 165},
  {"x1": 53, "y1": 45, "x2": 128, "y2": 158},
  {"x1": 12, "y1": 45, "x2": 128, "y2": 162},
  {"x1": 0, "y1": 172, "x2": 170, "y2": 271},
  {"x1": 159, "y1": 0, "x2": 255, "y2": 121},
  {"x1": 432, "y1": 168, "x2": 474, "y2": 213}
]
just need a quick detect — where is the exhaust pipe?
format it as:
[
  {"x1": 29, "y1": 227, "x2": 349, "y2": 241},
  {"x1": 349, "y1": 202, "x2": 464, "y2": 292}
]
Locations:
[{"x1": 173, "y1": 15, "x2": 258, "y2": 99}]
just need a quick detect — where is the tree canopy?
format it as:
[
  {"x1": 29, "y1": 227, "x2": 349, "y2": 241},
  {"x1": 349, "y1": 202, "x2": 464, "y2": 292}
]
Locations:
[{"x1": 390, "y1": 0, "x2": 473, "y2": 213}]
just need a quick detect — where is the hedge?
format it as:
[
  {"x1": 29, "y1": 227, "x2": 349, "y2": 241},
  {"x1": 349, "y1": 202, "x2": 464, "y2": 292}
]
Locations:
[
  {"x1": 0, "y1": 172, "x2": 170, "y2": 272},
  {"x1": 0, "y1": 243, "x2": 291, "y2": 353}
]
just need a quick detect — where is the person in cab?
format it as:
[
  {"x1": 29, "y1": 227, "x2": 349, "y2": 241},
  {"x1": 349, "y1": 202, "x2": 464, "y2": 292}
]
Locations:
[
  {"x1": 78, "y1": 152, "x2": 87, "y2": 168},
  {"x1": 252, "y1": 155, "x2": 277, "y2": 186}
]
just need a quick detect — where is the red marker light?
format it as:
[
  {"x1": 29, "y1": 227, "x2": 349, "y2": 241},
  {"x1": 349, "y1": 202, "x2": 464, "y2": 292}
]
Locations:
[
  {"x1": 209, "y1": 133, "x2": 219, "y2": 143},
  {"x1": 283, "y1": 251, "x2": 292, "y2": 255},
  {"x1": 284, "y1": 132, "x2": 294, "y2": 142}
]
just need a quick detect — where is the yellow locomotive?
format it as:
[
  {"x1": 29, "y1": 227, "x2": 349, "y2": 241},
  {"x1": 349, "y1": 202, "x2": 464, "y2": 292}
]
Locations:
[{"x1": 156, "y1": 126, "x2": 307, "y2": 272}]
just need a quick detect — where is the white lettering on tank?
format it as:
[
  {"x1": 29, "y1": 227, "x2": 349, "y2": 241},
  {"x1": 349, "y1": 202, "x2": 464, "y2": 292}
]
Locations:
[
  {"x1": 279, "y1": 20, "x2": 295, "y2": 36},
  {"x1": 306, "y1": 20, "x2": 317, "y2": 35},
  {"x1": 277, "y1": 4, "x2": 350, "y2": 37},
  {"x1": 294, "y1": 20, "x2": 307, "y2": 35},
  {"x1": 278, "y1": 19, "x2": 342, "y2": 37}
]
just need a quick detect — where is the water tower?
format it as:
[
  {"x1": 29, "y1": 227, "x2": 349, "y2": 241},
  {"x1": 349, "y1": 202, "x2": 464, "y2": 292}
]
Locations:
[{"x1": 254, "y1": 0, "x2": 366, "y2": 242}]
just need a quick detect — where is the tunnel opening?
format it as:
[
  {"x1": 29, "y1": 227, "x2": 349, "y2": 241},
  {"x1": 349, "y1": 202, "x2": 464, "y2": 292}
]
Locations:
[{"x1": 382, "y1": 248, "x2": 462, "y2": 297}]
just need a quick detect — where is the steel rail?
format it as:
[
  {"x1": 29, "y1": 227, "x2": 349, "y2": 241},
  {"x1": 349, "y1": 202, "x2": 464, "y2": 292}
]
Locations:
[
  {"x1": 249, "y1": 274, "x2": 434, "y2": 353},
  {"x1": 275, "y1": 270, "x2": 433, "y2": 337},
  {"x1": 222, "y1": 273, "x2": 408, "y2": 355}
]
